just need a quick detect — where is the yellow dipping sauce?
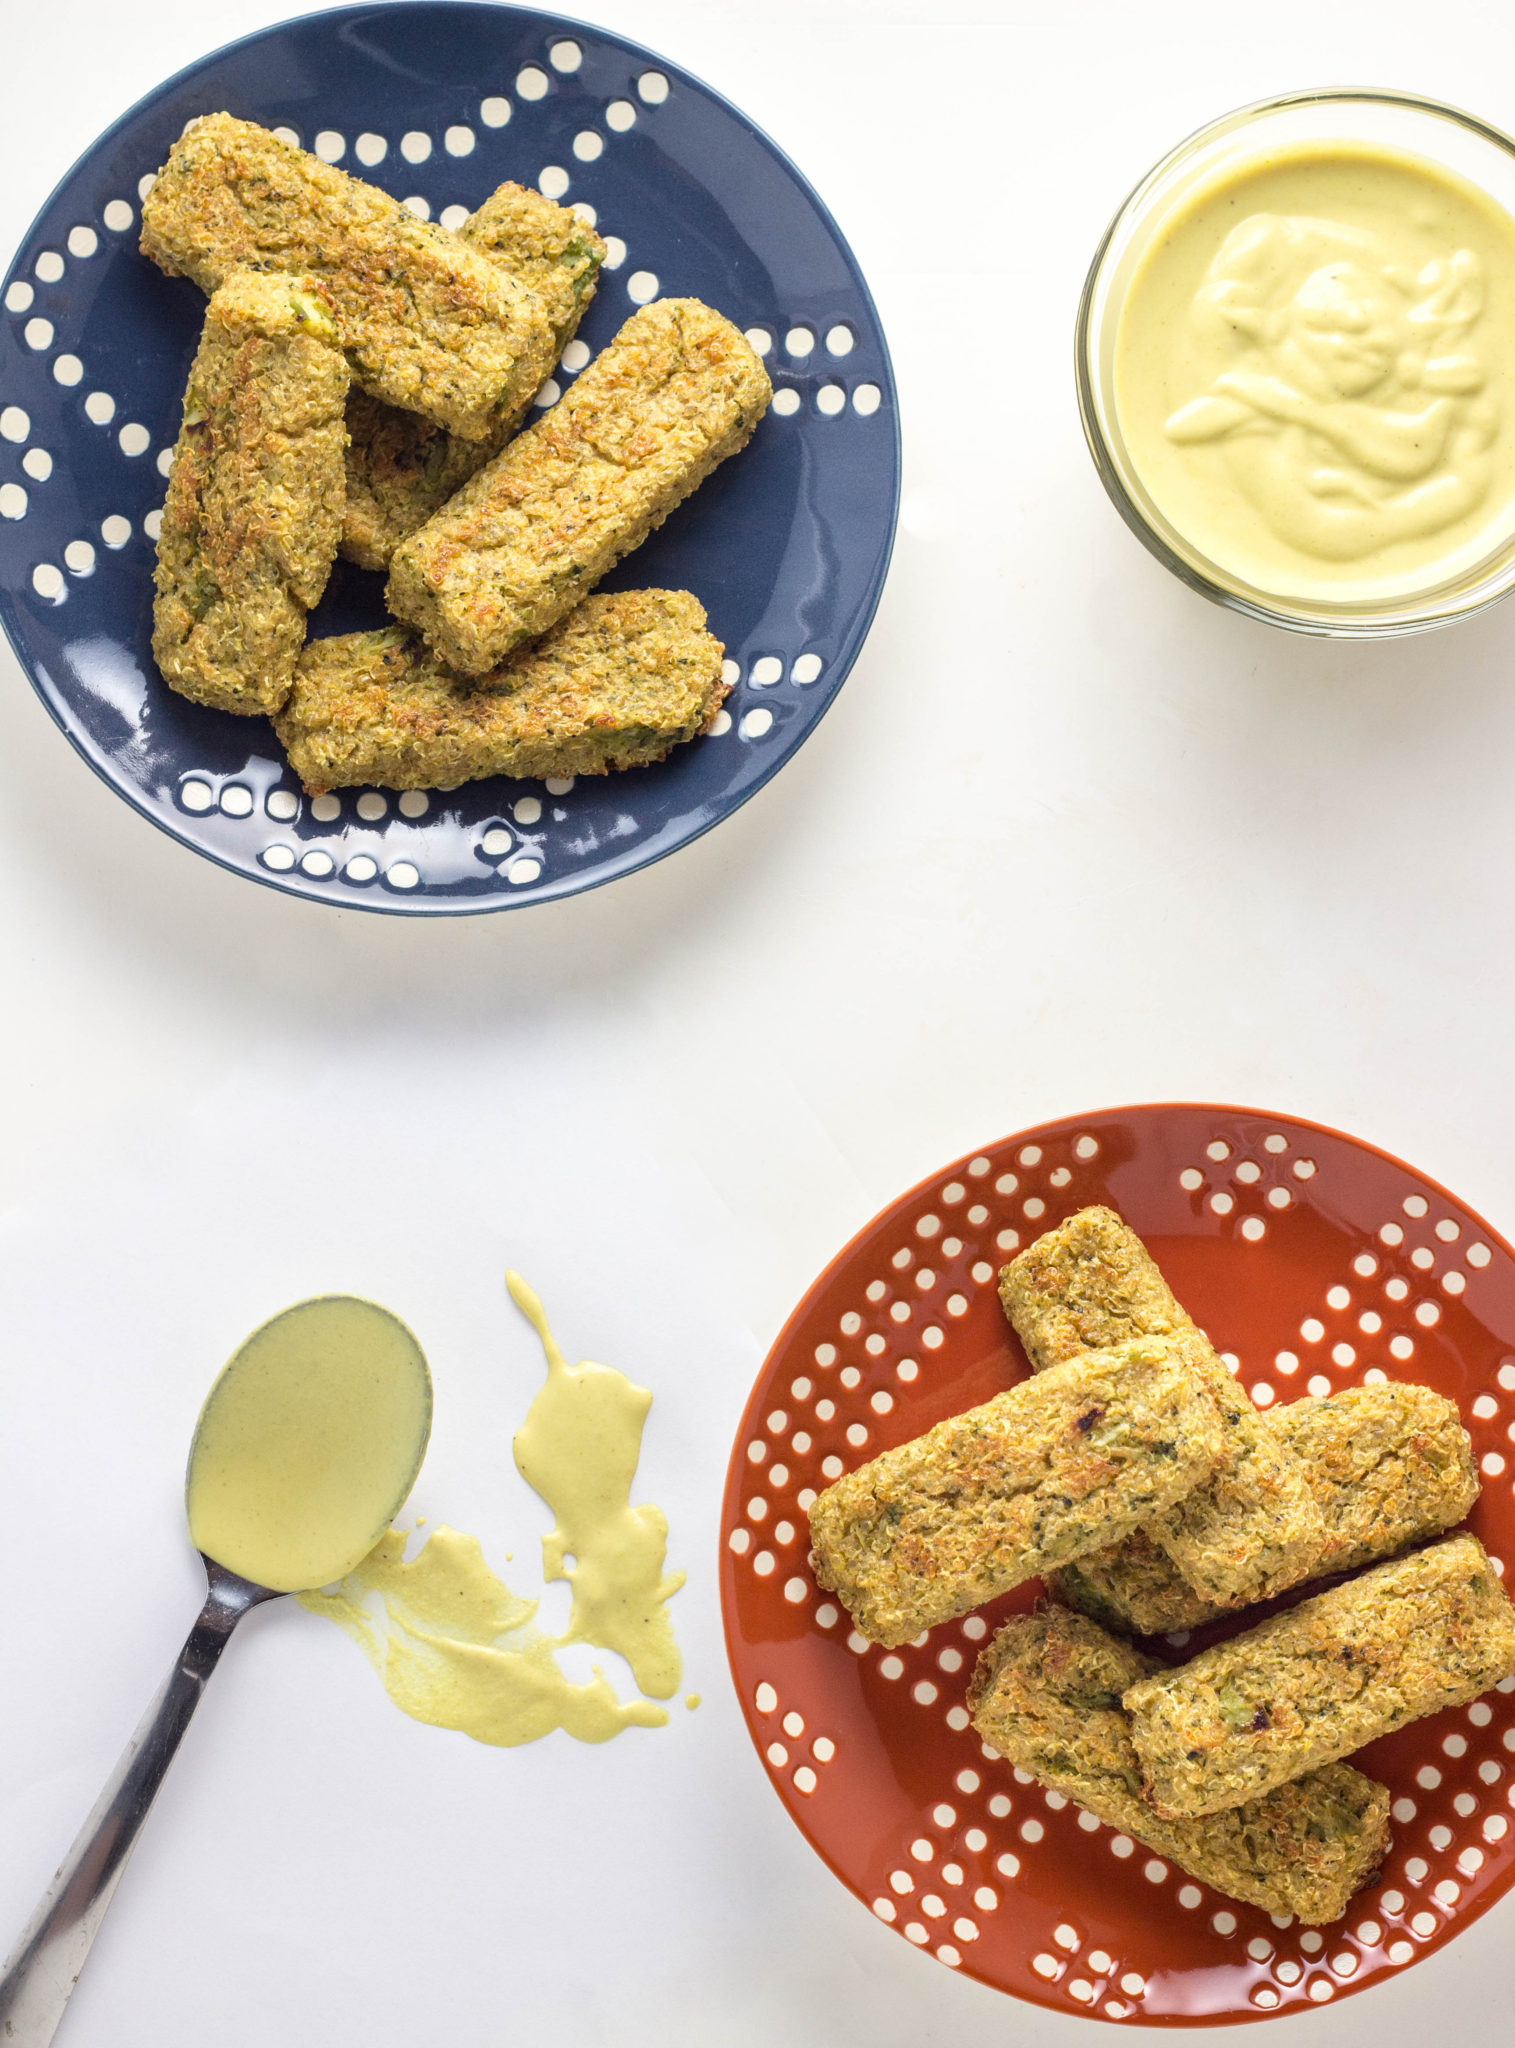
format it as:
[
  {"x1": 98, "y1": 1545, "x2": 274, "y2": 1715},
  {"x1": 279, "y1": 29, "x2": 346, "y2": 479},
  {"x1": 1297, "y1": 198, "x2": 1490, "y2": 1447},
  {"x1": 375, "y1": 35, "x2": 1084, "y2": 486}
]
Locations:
[
  {"x1": 1114, "y1": 141, "x2": 1515, "y2": 603},
  {"x1": 299, "y1": 1273, "x2": 685, "y2": 1750},
  {"x1": 302, "y1": 1525, "x2": 669, "y2": 1746},
  {"x1": 186, "y1": 1296, "x2": 431, "y2": 1592},
  {"x1": 509, "y1": 1271, "x2": 684, "y2": 1701}
]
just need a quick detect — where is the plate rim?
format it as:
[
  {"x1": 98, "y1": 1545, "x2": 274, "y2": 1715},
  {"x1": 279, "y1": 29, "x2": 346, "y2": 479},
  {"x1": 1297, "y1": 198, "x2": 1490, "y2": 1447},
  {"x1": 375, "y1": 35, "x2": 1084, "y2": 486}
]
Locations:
[
  {"x1": 718, "y1": 1098, "x2": 1515, "y2": 2026},
  {"x1": 0, "y1": 0, "x2": 901, "y2": 917}
]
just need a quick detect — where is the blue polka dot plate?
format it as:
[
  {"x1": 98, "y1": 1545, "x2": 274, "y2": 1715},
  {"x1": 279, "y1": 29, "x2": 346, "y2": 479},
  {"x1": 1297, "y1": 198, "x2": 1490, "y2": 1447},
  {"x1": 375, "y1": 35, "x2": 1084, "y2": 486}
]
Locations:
[{"x1": 0, "y1": 3, "x2": 899, "y2": 913}]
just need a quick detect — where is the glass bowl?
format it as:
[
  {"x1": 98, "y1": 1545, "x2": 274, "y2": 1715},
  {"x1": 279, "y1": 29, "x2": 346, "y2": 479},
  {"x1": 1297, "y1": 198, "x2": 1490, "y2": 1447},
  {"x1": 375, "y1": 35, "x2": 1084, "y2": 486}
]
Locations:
[{"x1": 1077, "y1": 89, "x2": 1515, "y2": 637}]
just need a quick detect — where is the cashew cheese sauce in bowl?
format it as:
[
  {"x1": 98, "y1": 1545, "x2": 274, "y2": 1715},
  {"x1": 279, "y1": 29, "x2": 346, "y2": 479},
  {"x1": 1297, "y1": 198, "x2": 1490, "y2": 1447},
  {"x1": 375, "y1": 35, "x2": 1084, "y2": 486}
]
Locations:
[{"x1": 1078, "y1": 91, "x2": 1515, "y2": 634}]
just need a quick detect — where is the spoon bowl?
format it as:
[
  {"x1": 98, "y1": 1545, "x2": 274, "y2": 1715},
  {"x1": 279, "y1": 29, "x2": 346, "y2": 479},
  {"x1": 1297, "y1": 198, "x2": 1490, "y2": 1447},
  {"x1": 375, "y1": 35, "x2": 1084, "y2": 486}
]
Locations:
[{"x1": 187, "y1": 1294, "x2": 432, "y2": 1592}]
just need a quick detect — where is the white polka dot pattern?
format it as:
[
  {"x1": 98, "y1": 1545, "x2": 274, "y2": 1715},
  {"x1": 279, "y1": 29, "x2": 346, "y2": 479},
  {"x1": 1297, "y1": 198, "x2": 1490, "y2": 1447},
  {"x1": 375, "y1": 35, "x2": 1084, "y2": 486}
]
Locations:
[
  {"x1": 0, "y1": 20, "x2": 894, "y2": 916},
  {"x1": 722, "y1": 1108, "x2": 1515, "y2": 2019}
]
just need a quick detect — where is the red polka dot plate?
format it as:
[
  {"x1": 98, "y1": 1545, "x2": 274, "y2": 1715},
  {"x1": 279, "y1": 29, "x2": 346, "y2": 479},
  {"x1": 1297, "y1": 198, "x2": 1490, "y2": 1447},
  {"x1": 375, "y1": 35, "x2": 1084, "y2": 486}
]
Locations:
[{"x1": 718, "y1": 1104, "x2": 1515, "y2": 2025}]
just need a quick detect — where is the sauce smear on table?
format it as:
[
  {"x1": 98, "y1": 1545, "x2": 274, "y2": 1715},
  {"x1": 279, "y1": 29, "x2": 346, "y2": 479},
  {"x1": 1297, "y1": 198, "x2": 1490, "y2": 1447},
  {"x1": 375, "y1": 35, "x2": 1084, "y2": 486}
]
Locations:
[{"x1": 300, "y1": 1274, "x2": 684, "y2": 1745}]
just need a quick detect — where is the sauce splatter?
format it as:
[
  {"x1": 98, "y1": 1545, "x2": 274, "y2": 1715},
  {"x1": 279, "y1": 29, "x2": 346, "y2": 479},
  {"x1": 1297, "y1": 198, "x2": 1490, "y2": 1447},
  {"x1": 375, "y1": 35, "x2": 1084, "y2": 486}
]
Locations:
[
  {"x1": 300, "y1": 1275, "x2": 684, "y2": 1747},
  {"x1": 300, "y1": 1526, "x2": 665, "y2": 1745},
  {"x1": 509, "y1": 1271, "x2": 684, "y2": 1700}
]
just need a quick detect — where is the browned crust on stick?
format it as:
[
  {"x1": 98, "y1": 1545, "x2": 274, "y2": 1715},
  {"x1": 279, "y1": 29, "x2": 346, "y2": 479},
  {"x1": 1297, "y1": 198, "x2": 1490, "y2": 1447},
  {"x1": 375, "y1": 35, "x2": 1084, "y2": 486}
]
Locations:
[
  {"x1": 1124, "y1": 1534, "x2": 1515, "y2": 1816},
  {"x1": 969, "y1": 1608, "x2": 1391, "y2": 1923},
  {"x1": 385, "y1": 298, "x2": 771, "y2": 675},
  {"x1": 341, "y1": 183, "x2": 607, "y2": 570},
  {"x1": 275, "y1": 590, "x2": 727, "y2": 793},
  {"x1": 152, "y1": 268, "x2": 347, "y2": 716},
  {"x1": 1001, "y1": 1208, "x2": 1326, "y2": 1606},
  {"x1": 807, "y1": 1337, "x2": 1226, "y2": 1647},
  {"x1": 1051, "y1": 1379, "x2": 1480, "y2": 1635},
  {"x1": 141, "y1": 113, "x2": 552, "y2": 440}
]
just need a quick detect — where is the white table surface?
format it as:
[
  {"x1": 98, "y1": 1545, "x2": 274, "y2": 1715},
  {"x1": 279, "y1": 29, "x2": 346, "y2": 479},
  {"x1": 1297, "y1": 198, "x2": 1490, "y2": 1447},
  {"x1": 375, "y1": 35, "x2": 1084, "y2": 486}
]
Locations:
[{"x1": 4, "y1": 1, "x2": 1515, "y2": 2041}]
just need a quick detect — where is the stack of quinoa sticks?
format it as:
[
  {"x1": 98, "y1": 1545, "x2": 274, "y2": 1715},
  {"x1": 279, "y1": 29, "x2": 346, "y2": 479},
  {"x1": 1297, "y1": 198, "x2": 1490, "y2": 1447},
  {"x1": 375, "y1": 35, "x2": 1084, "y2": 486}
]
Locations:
[
  {"x1": 808, "y1": 1206, "x2": 1515, "y2": 1923},
  {"x1": 140, "y1": 114, "x2": 773, "y2": 792}
]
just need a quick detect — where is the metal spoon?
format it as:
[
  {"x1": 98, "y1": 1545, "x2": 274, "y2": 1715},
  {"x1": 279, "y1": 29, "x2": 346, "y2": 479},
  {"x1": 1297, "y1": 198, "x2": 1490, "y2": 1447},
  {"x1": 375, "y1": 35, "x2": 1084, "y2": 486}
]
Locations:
[{"x1": 0, "y1": 1295, "x2": 431, "y2": 2045}]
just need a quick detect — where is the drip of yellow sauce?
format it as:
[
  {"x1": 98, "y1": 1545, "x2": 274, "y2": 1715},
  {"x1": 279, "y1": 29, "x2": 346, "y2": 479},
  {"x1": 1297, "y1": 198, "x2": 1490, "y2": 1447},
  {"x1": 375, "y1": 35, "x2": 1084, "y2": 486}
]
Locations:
[
  {"x1": 186, "y1": 1296, "x2": 431, "y2": 1593},
  {"x1": 685, "y1": 1694, "x2": 701, "y2": 1710},
  {"x1": 508, "y1": 1271, "x2": 685, "y2": 1700},
  {"x1": 299, "y1": 1274, "x2": 684, "y2": 1747},
  {"x1": 300, "y1": 1528, "x2": 665, "y2": 1745}
]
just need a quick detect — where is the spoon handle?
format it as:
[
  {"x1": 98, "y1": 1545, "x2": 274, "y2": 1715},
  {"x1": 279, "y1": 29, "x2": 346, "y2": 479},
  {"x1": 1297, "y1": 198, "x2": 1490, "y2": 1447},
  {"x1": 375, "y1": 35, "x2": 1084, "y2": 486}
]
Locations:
[{"x1": 0, "y1": 1562, "x2": 278, "y2": 2046}]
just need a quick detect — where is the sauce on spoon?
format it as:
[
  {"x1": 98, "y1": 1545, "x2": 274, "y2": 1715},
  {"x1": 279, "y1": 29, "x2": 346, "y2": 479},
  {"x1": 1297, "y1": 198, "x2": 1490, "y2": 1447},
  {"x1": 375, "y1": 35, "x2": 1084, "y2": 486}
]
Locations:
[{"x1": 187, "y1": 1294, "x2": 432, "y2": 1592}]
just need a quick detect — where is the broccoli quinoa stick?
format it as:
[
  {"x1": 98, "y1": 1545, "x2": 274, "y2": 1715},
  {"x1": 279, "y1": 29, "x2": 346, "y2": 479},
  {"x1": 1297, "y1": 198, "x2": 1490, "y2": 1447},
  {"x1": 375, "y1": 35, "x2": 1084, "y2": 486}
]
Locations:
[
  {"x1": 1125, "y1": 1533, "x2": 1515, "y2": 1818},
  {"x1": 343, "y1": 185, "x2": 607, "y2": 571},
  {"x1": 1051, "y1": 1380, "x2": 1480, "y2": 1635},
  {"x1": 1000, "y1": 1206, "x2": 1197, "y2": 1369},
  {"x1": 1280, "y1": 1380, "x2": 1480, "y2": 1573},
  {"x1": 386, "y1": 298, "x2": 772, "y2": 676},
  {"x1": 1001, "y1": 1208, "x2": 1326, "y2": 1607},
  {"x1": 274, "y1": 591, "x2": 728, "y2": 794},
  {"x1": 1050, "y1": 1527, "x2": 1220, "y2": 1638},
  {"x1": 968, "y1": 1609, "x2": 1390, "y2": 1923},
  {"x1": 152, "y1": 269, "x2": 348, "y2": 717},
  {"x1": 140, "y1": 114, "x2": 552, "y2": 440},
  {"x1": 806, "y1": 1337, "x2": 1225, "y2": 1648}
]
